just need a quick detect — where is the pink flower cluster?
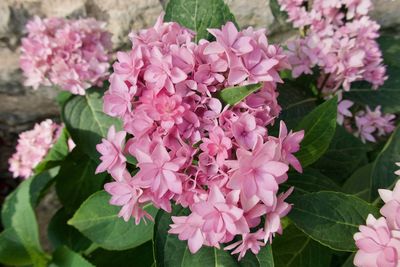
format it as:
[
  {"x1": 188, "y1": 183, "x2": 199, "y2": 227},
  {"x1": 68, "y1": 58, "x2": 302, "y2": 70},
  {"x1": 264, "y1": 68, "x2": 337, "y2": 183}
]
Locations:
[
  {"x1": 20, "y1": 16, "x2": 112, "y2": 95},
  {"x1": 96, "y1": 15, "x2": 304, "y2": 258},
  {"x1": 8, "y1": 119, "x2": 61, "y2": 179},
  {"x1": 338, "y1": 100, "x2": 395, "y2": 143},
  {"x1": 354, "y1": 179, "x2": 400, "y2": 267},
  {"x1": 280, "y1": 0, "x2": 387, "y2": 93}
]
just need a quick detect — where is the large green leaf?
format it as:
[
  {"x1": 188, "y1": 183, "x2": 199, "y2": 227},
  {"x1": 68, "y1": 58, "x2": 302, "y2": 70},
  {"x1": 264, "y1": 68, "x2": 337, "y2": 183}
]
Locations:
[
  {"x1": 35, "y1": 128, "x2": 70, "y2": 173},
  {"x1": 2, "y1": 167, "x2": 59, "y2": 228},
  {"x1": 288, "y1": 191, "x2": 379, "y2": 252},
  {"x1": 154, "y1": 205, "x2": 273, "y2": 267},
  {"x1": 272, "y1": 224, "x2": 332, "y2": 267},
  {"x1": 164, "y1": 0, "x2": 237, "y2": 42},
  {"x1": 294, "y1": 97, "x2": 337, "y2": 167},
  {"x1": 342, "y1": 164, "x2": 372, "y2": 202},
  {"x1": 369, "y1": 125, "x2": 400, "y2": 200},
  {"x1": 282, "y1": 168, "x2": 341, "y2": 198},
  {"x1": 87, "y1": 241, "x2": 154, "y2": 267},
  {"x1": 0, "y1": 228, "x2": 31, "y2": 266},
  {"x1": 277, "y1": 81, "x2": 317, "y2": 130},
  {"x1": 50, "y1": 246, "x2": 93, "y2": 267},
  {"x1": 62, "y1": 87, "x2": 122, "y2": 162},
  {"x1": 4, "y1": 174, "x2": 50, "y2": 266},
  {"x1": 68, "y1": 191, "x2": 158, "y2": 250},
  {"x1": 312, "y1": 126, "x2": 370, "y2": 183},
  {"x1": 48, "y1": 208, "x2": 91, "y2": 252},
  {"x1": 218, "y1": 83, "x2": 263, "y2": 106},
  {"x1": 55, "y1": 149, "x2": 107, "y2": 213}
]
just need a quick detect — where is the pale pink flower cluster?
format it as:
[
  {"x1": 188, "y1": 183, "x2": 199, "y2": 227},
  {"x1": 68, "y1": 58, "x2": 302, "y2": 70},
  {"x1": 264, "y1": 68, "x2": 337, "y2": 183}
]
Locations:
[
  {"x1": 20, "y1": 16, "x2": 112, "y2": 95},
  {"x1": 354, "y1": 179, "x2": 400, "y2": 267},
  {"x1": 338, "y1": 99, "x2": 395, "y2": 143},
  {"x1": 280, "y1": 0, "x2": 387, "y2": 92},
  {"x1": 96, "y1": 14, "x2": 304, "y2": 258},
  {"x1": 8, "y1": 119, "x2": 61, "y2": 179}
]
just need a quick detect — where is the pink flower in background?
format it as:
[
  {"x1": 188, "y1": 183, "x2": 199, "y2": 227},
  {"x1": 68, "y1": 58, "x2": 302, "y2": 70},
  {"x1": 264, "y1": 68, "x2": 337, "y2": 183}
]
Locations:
[
  {"x1": 96, "y1": 126, "x2": 127, "y2": 180},
  {"x1": 354, "y1": 215, "x2": 400, "y2": 267},
  {"x1": 355, "y1": 106, "x2": 395, "y2": 143},
  {"x1": 98, "y1": 14, "x2": 303, "y2": 258},
  {"x1": 20, "y1": 16, "x2": 112, "y2": 94},
  {"x1": 337, "y1": 100, "x2": 354, "y2": 125},
  {"x1": 8, "y1": 119, "x2": 62, "y2": 179}
]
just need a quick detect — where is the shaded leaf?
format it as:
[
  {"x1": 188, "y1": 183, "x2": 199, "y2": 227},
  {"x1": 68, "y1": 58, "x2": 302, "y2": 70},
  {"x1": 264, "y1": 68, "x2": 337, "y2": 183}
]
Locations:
[
  {"x1": 68, "y1": 191, "x2": 158, "y2": 250},
  {"x1": 282, "y1": 168, "x2": 341, "y2": 198},
  {"x1": 48, "y1": 208, "x2": 91, "y2": 252},
  {"x1": 273, "y1": 224, "x2": 332, "y2": 267},
  {"x1": 295, "y1": 97, "x2": 337, "y2": 167},
  {"x1": 288, "y1": 191, "x2": 379, "y2": 251},
  {"x1": 50, "y1": 246, "x2": 93, "y2": 267},
  {"x1": 312, "y1": 126, "x2": 370, "y2": 183},
  {"x1": 369, "y1": 125, "x2": 400, "y2": 200},
  {"x1": 0, "y1": 228, "x2": 31, "y2": 266},
  {"x1": 342, "y1": 164, "x2": 372, "y2": 202},
  {"x1": 56, "y1": 149, "x2": 107, "y2": 213},
  {"x1": 87, "y1": 241, "x2": 154, "y2": 267}
]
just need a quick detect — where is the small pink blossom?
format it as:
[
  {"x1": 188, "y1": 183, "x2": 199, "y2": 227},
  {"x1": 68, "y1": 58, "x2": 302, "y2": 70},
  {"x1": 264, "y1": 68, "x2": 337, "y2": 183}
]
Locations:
[
  {"x1": 9, "y1": 119, "x2": 62, "y2": 179},
  {"x1": 96, "y1": 126, "x2": 127, "y2": 180},
  {"x1": 200, "y1": 126, "x2": 232, "y2": 165},
  {"x1": 224, "y1": 229, "x2": 266, "y2": 260},
  {"x1": 379, "y1": 180, "x2": 400, "y2": 230}
]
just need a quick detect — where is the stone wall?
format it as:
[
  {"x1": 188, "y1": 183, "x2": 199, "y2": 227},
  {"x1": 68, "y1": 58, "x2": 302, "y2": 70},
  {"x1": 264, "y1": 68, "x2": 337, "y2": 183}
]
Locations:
[{"x1": 0, "y1": 0, "x2": 399, "y2": 182}]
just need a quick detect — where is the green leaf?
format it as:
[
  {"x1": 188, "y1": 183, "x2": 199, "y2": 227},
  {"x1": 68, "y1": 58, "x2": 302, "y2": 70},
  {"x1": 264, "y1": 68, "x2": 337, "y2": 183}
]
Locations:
[
  {"x1": 341, "y1": 253, "x2": 355, "y2": 267},
  {"x1": 294, "y1": 96, "x2": 337, "y2": 167},
  {"x1": 8, "y1": 175, "x2": 49, "y2": 266},
  {"x1": 2, "y1": 167, "x2": 59, "y2": 228},
  {"x1": 87, "y1": 241, "x2": 154, "y2": 267},
  {"x1": 312, "y1": 126, "x2": 370, "y2": 183},
  {"x1": 282, "y1": 168, "x2": 341, "y2": 198},
  {"x1": 277, "y1": 81, "x2": 317, "y2": 130},
  {"x1": 272, "y1": 224, "x2": 332, "y2": 267},
  {"x1": 288, "y1": 191, "x2": 379, "y2": 252},
  {"x1": 342, "y1": 164, "x2": 372, "y2": 201},
  {"x1": 154, "y1": 205, "x2": 273, "y2": 267},
  {"x1": 0, "y1": 228, "x2": 31, "y2": 266},
  {"x1": 369, "y1": 124, "x2": 400, "y2": 200},
  {"x1": 55, "y1": 149, "x2": 107, "y2": 213},
  {"x1": 56, "y1": 91, "x2": 73, "y2": 106},
  {"x1": 164, "y1": 0, "x2": 237, "y2": 42},
  {"x1": 218, "y1": 83, "x2": 263, "y2": 106},
  {"x1": 35, "y1": 128, "x2": 70, "y2": 173},
  {"x1": 68, "y1": 191, "x2": 158, "y2": 250},
  {"x1": 48, "y1": 208, "x2": 91, "y2": 252},
  {"x1": 62, "y1": 87, "x2": 122, "y2": 162},
  {"x1": 51, "y1": 246, "x2": 93, "y2": 267}
]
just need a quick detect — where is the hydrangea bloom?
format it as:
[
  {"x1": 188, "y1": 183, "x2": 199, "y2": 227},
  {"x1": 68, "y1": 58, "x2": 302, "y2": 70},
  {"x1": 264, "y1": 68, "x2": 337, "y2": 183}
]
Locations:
[
  {"x1": 20, "y1": 16, "x2": 112, "y2": 95},
  {"x1": 279, "y1": 0, "x2": 395, "y2": 143},
  {"x1": 354, "y1": 169, "x2": 400, "y2": 267},
  {"x1": 8, "y1": 119, "x2": 62, "y2": 179},
  {"x1": 280, "y1": 0, "x2": 387, "y2": 92},
  {"x1": 96, "y1": 14, "x2": 304, "y2": 258}
]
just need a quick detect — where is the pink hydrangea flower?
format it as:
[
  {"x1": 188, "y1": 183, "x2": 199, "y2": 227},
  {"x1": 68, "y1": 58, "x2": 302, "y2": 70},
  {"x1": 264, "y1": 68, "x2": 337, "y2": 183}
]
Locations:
[
  {"x1": 98, "y1": 14, "x2": 303, "y2": 258},
  {"x1": 379, "y1": 180, "x2": 400, "y2": 230},
  {"x1": 224, "y1": 229, "x2": 266, "y2": 260},
  {"x1": 20, "y1": 16, "x2": 112, "y2": 94},
  {"x1": 96, "y1": 126, "x2": 127, "y2": 181},
  {"x1": 354, "y1": 215, "x2": 400, "y2": 267},
  {"x1": 8, "y1": 119, "x2": 62, "y2": 179},
  {"x1": 355, "y1": 106, "x2": 395, "y2": 143}
]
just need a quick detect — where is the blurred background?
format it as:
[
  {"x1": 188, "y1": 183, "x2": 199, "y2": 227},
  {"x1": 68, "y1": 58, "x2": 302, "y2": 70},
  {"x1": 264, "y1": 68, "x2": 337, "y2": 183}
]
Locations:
[{"x1": 0, "y1": 0, "x2": 399, "y2": 250}]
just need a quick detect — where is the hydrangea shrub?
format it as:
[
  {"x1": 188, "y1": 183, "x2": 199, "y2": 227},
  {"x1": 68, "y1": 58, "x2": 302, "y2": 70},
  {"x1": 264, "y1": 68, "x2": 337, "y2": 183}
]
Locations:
[{"x1": 1, "y1": 0, "x2": 400, "y2": 266}]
